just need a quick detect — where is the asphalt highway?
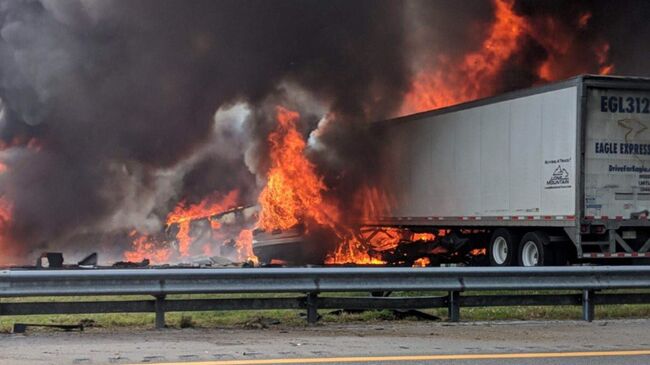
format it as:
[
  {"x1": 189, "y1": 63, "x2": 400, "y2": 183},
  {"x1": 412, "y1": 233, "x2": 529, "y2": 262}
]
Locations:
[
  {"x1": 2, "y1": 319, "x2": 650, "y2": 364},
  {"x1": 130, "y1": 351, "x2": 650, "y2": 365}
]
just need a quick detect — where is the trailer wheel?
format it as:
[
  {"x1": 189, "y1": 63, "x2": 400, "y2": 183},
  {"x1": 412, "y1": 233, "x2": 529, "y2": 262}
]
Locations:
[
  {"x1": 518, "y1": 231, "x2": 555, "y2": 267},
  {"x1": 489, "y1": 229, "x2": 519, "y2": 266}
]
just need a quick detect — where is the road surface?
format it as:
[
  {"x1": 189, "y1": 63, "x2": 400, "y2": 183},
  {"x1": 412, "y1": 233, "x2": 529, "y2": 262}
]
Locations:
[{"x1": 2, "y1": 319, "x2": 650, "y2": 364}]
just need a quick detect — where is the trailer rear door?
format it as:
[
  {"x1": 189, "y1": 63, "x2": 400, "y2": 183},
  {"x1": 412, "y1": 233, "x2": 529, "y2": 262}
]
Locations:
[{"x1": 584, "y1": 86, "x2": 650, "y2": 219}]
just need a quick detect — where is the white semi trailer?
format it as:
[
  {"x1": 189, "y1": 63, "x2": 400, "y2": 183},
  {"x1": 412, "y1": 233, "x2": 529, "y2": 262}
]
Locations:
[{"x1": 368, "y1": 75, "x2": 650, "y2": 266}]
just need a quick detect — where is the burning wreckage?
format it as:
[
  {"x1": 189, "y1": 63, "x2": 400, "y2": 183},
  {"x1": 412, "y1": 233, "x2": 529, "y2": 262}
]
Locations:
[
  {"x1": 19, "y1": 75, "x2": 650, "y2": 270},
  {"x1": 0, "y1": 0, "x2": 648, "y2": 270},
  {"x1": 123, "y1": 106, "x2": 489, "y2": 268},
  {"x1": 255, "y1": 75, "x2": 650, "y2": 268},
  {"x1": 122, "y1": 203, "x2": 260, "y2": 267}
]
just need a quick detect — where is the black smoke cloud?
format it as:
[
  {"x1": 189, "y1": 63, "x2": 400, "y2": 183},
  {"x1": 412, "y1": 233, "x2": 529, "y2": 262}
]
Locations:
[
  {"x1": 514, "y1": 0, "x2": 650, "y2": 85},
  {"x1": 0, "y1": 0, "x2": 410, "y2": 261},
  {"x1": 411, "y1": 0, "x2": 650, "y2": 92},
  {"x1": 0, "y1": 0, "x2": 647, "y2": 262}
]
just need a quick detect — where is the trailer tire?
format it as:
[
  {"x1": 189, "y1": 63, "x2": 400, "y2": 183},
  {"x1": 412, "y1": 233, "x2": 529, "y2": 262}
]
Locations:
[
  {"x1": 518, "y1": 231, "x2": 555, "y2": 267},
  {"x1": 489, "y1": 229, "x2": 519, "y2": 266}
]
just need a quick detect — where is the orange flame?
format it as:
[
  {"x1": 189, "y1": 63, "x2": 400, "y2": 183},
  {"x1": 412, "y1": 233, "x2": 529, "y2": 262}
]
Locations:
[
  {"x1": 122, "y1": 189, "x2": 254, "y2": 264},
  {"x1": 469, "y1": 248, "x2": 487, "y2": 256},
  {"x1": 578, "y1": 12, "x2": 592, "y2": 29},
  {"x1": 166, "y1": 190, "x2": 239, "y2": 257},
  {"x1": 595, "y1": 42, "x2": 614, "y2": 75},
  {"x1": 235, "y1": 229, "x2": 258, "y2": 264},
  {"x1": 325, "y1": 234, "x2": 385, "y2": 265},
  {"x1": 257, "y1": 106, "x2": 339, "y2": 231},
  {"x1": 257, "y1": 107, "x2": 385, "y2": 265},
  {"x1": 0, "y1": 147, "x2": 16, "y2": 265},
  {"x1": 412, "y1": 232, "x2": 436, "y2": 241},
  {"x1": 413, "y1": 257, "x2": 431, "y2": 267},
  {"x1": 0, "y1": 197, "x2": 15, "y2": 265},
  {"x1": 402, "y1": 0, "x2": 614, "y2": 114},
  {"x1": 321, "y1": 185, "x2": 398, "y2": 264},
  {"x1": 402, "y1": 0, "x2": 526, "y2": 113},
  {"x1": 366, "y1": 228, "x2": 404, "y2": 251},
  {"x1": 123, "y1": 230, "x2": 171, "y2": 264}
]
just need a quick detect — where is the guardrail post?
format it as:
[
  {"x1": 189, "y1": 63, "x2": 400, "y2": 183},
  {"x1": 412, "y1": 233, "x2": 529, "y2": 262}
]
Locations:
[
  {"x1": 306, "y1": 293, "x2": 319, "y2": 325},
  {"x1": 582, "y1": 290, "x2": 594, "y2": 322},
  {"x1": 155, "y1": 295, "x2": 166, "y2": 329},
  {"x1": 448, "y1": 291, "x2": 460, "y2": 322}
]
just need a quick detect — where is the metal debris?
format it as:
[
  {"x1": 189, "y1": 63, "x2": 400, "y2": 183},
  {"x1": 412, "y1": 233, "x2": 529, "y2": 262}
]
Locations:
[
  {"x1": 78, "y1": 253, "x2": 98, "y2": 268},
  {"x1": 36, "y1": 252, "x2": 64, "y2": 268},
  {"x1": 111, "y1": 259, "x2": 150, "y2": 268}
]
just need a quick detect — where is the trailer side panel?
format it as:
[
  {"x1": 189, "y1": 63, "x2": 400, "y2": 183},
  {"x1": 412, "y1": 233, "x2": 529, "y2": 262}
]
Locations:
[{"x1": 382, "y1": 86, "x2": 578, "y2": 221}]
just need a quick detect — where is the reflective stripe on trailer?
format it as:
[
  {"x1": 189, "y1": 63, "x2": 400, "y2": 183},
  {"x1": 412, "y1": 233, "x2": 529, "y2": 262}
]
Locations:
[
  {"x1": 379, "y1": 216, "x2": 576, "y2": 221},
  {"x1": 586, "y1": 216, "x2": 625, "y2": 221},
  {"x1": 584, "y1": 216, "x2": 647, "y2": 221},
  {"x1": 587, "y1": 216, "x2": 608, "y2": 220},
  {"x1": 585, "y1": 215, "x2": 648, "y2": 221},
  {"x1": 583, "y1": 252, "x2": 650, "y2": 258}
]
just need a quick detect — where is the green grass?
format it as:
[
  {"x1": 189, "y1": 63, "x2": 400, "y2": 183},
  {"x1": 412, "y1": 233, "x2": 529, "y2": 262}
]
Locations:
[{"x1": 2, "y1": 291, "x2": 650, "y2": 332}]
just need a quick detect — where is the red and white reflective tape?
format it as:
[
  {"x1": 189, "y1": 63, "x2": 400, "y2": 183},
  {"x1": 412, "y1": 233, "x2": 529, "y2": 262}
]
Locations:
[
  {"x1": 390, "y1": 215, "x2": 576, "y2": 221},
  {"x1": 584, "y1": 215, "x2": 647, "y2": 221},
  {"x1": 557, "y1": 215, "x2": 575, "y2": 220},
  {"x1": 589, "y1": 215, "x2": 609, "y2": 220}
]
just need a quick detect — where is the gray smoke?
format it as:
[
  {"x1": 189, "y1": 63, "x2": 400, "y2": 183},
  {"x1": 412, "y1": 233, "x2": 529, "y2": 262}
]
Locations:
[
  {"x1": 0, "y1": 0, "x2": 409, "y2": 262},
  {"x1": 0, "y1": 0, "x2": 647, "y2": 263}
]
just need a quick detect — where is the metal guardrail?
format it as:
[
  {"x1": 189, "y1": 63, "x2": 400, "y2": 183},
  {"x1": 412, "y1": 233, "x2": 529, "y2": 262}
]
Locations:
[{"x1": 1, "y1": 266, "x2": 650, "y2": 328}]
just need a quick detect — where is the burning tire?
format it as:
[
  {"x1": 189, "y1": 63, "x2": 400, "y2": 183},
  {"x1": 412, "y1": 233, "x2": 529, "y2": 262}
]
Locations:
[{"x1": 488, "y1": 229, "x2": 519, "y2": 266}]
